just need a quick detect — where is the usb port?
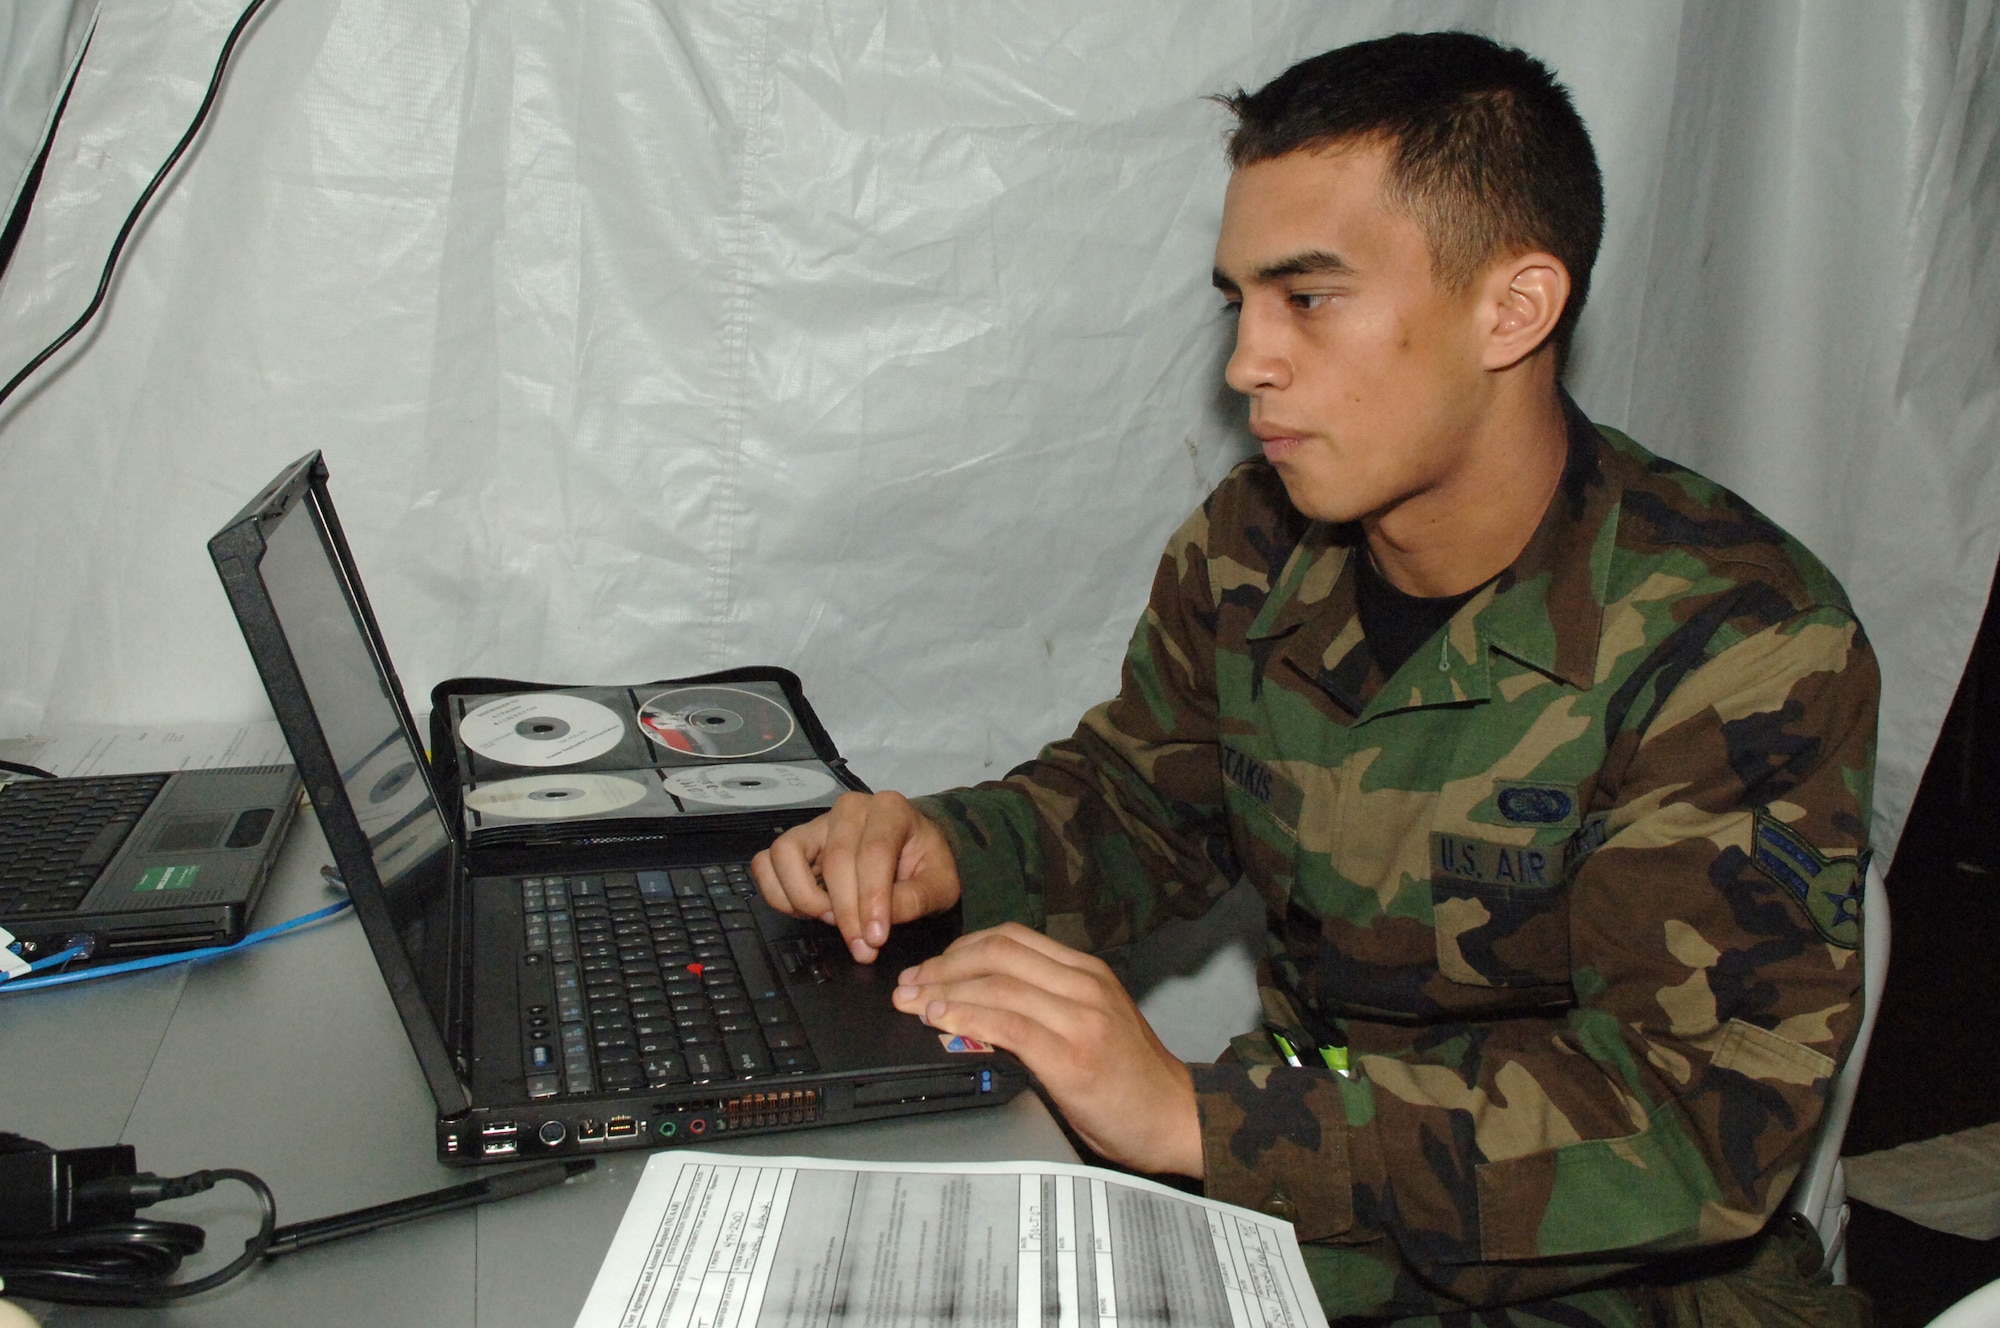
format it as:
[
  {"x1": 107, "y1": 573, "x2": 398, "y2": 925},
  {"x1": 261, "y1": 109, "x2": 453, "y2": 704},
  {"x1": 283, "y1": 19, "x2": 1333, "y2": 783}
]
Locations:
[
  {"x1": 577, "y1": 1118, "x2": 605, "y2": 1142},
  {"x1": 481, "y1": 1120, "x2": 519, "y2": 1138},
  {"x1": 482, "y1": 1137, "x2": 520, "y2": 1157},
  {"x1": 607, "y1": 1116, "x2": 638, "y2": 1138}
]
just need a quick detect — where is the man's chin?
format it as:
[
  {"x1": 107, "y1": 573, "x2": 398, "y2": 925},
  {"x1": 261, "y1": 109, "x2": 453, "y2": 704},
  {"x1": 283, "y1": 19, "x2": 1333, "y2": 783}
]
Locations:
[{"x1": 1271, "y1": 471, "x2": 1368, "y2": 525}]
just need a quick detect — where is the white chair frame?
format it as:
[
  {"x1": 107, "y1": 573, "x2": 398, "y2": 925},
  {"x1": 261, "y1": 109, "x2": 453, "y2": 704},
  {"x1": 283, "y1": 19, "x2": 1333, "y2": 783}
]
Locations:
[
  {"x1": 1930, "y1": 1277, "x2": 2000, "y2": 1327},
  {"x1": 1783, "y1": 856, "x2": 1891, "y2": 1284}
]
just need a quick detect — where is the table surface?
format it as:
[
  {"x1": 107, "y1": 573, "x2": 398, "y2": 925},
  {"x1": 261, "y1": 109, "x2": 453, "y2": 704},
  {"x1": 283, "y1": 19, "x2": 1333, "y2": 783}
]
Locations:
[{"x1": 1, "y1": 811, "x2": 1076, "y2": 1325}]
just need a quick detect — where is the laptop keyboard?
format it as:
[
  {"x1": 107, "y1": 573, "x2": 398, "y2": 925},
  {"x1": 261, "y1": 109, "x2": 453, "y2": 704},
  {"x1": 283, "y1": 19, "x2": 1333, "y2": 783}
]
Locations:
[
  {"x1": 0, "y1": 773, "x2": 166, "y2": 917},
  {"x1": 517, "y1": 864, "x2": 816, "y2": 1099}
]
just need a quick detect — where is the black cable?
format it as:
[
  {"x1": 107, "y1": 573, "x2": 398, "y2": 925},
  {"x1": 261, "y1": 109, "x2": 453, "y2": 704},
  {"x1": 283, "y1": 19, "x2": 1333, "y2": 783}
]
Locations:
[
  {"x1": 0, "y1": 759, "x2": 55, "y2": 780},
  {"x1": 0, "y1": 0, "x2": 278, "y2": 414},
  {"x1": 0, "y1": 1167, "x2": 276, "y2": 1306}
]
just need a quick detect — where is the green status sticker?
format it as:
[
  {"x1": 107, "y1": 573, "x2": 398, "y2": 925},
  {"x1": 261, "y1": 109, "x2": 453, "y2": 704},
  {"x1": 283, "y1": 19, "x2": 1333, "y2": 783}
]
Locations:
[{"x1": 134, "y1": 864, "x2": 202, "y2": 892}]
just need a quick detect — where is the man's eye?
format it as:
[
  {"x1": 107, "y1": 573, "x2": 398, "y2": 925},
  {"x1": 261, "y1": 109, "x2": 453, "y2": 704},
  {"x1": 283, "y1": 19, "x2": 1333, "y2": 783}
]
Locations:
[
  {"x1": 1289, "y1": 291, "x2": 1330, "y2": 311},
  {"x1": 1219, "y1": 299, "x2": 1242, "y2": 317}
]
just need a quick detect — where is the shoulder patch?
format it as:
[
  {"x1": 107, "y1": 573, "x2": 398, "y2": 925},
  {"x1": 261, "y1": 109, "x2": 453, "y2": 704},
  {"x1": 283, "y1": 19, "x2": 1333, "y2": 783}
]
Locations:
[{"x1": 1752, "y1": 809, "x2": 1863, "y2": 949}]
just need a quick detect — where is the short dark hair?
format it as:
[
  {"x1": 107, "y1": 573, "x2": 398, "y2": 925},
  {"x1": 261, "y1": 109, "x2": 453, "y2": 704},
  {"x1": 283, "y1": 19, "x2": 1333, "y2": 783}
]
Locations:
[{"x1": 1218, "y1": 31, "x2": 1604, "y2": 359}]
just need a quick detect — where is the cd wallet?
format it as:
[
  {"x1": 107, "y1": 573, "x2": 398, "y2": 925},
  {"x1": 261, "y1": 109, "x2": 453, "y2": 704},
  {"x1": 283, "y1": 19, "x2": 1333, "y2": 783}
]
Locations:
[{"x1": 211, "y1": 451, "x2": 1028, "y2": 1165}]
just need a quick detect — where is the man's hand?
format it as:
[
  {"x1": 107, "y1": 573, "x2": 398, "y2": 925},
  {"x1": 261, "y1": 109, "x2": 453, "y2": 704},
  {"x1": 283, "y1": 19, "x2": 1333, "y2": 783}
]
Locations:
[
  {"x1": 751, "y1": 791, "x2": 962, "y2": 964},
  {"x1": 893, "y1": 923, "x2": 1204, "y2": 1179}
]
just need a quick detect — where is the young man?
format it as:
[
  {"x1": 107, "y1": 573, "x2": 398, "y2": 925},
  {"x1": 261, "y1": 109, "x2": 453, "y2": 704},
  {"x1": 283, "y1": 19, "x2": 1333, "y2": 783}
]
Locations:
[{"x1": 754, "y1": 32, "x2": 1876, "y2": 1323}]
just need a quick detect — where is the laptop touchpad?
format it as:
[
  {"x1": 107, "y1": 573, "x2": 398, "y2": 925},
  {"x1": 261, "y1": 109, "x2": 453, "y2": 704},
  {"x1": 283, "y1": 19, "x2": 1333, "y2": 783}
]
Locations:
[{"x1": 151, "y1": 814, "x2": 229, "y2": 853}]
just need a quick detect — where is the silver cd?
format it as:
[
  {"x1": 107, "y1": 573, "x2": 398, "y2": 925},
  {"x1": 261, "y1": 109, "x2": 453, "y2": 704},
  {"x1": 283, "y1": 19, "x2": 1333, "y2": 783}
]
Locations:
[
  {"x1": 638, "y1": 685, "x2": 795, "y2": 759},
  {"x1": 464, "y1": 773, "x2": 650, "y2": 821},
  {"x1": 661, "y1": 762, "x2": 837, "y2": 809},
  {"x1": 459, "y1": 693, "x2": 626, "y2": 768}
]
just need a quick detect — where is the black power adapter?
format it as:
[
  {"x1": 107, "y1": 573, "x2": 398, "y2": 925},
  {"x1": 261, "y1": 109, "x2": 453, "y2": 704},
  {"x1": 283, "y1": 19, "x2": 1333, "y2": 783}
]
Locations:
[
  {"x1": 0, "y1": 1136, "x2": 140, "y2": 1239},
  {"x1": 0, "y1": 1133, "x2": 274, "y2": 1306}
]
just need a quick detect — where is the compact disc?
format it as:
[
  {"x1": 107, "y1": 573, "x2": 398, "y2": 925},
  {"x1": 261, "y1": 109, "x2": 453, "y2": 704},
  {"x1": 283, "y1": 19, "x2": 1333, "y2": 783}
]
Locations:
[
  {"x1": 465, "y1": 773, "x2": 650, "y2": 821},
  {"x1": 661, "y1": 762, "x2": 837, "y2": 809},
  {"x1": 459, "y1": 693, "x2": 626, "y2": 768},
  {"x1": 344, "y1": 735, "x2": 429, "y2": 839},
  {"x1": 638, "y1": 685, "x2": 795, "y2": 759}
]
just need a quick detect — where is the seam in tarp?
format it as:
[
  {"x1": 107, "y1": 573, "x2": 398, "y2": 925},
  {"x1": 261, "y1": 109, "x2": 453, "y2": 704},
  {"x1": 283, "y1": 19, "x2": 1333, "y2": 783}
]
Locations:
[
  {"x1": 706, "y1": 0, "x2": 775, "y2": 669},
  {"x1": 0, "y1": 6, "x2": 98, "y2": 283}
]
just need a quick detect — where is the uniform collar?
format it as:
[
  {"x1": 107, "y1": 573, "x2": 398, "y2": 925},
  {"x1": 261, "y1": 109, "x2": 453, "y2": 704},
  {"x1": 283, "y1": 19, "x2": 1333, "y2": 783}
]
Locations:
[
  {"x1": 1246, "y1": 393, "x2": 1615, "y2": 713},
  {"x1": 1470, "y1": 392, "x2": 1614, "y2": 690}
]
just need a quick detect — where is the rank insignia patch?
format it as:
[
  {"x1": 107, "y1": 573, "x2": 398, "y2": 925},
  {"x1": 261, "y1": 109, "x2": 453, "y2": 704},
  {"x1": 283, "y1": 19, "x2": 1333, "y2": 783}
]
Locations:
[{"x1": 1752, "y1": 809, "x2": 1863, "y2": 949}]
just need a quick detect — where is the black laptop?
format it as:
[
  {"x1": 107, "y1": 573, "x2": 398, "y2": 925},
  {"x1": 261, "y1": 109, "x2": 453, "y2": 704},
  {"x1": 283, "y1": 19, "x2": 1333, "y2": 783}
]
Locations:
[
  {"x1": 0, "y1": 765, "x2": 300, "y2": 967},
  {"x1": 208, "y1": 453, "x2": 1027, "y2": 1165}
]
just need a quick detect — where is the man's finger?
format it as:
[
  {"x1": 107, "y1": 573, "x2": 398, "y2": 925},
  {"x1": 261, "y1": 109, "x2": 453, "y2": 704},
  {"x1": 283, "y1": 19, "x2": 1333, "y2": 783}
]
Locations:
[
  {"x1": 816, "y1": 795, "x2": 874, "y2": 957},
  {"x1": 908, "y1": 994, "x2": 1066, "y2": 1071},
  {"x1": 895, "y1": 944, "x2": 1107, "y2": 1033},
  {"x1": 852, "y1": 794, "x2": 918, "y2": 953},
  {"x1": 890, "y1": 934, "x2": 1201, "y2": 1177},
  {"x1": 755, "y1": 793, "x2": 962, "y2": 964},
  {"x1": 903, "y1": 924, "x2": 1106, "y2": 1000},
  {"x1": 752, "y1": 817, "x2": 833, "y2": 919},
  {"x1": 941, "y1": 920, "x2": 1101, "y2": 972}
]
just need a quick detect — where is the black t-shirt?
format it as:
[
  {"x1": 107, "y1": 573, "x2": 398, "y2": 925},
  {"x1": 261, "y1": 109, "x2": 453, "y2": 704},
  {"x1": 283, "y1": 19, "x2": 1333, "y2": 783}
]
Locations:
[{"x1": 1354, "y1": 550, "x2": 1492, "y2": 678}]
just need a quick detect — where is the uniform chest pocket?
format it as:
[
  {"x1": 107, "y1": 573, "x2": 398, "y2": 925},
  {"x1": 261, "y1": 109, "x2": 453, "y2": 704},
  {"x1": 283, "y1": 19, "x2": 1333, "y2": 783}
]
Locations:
[{"x1": 1429, "y1": 831, "x2": 1572, "y2": 989}]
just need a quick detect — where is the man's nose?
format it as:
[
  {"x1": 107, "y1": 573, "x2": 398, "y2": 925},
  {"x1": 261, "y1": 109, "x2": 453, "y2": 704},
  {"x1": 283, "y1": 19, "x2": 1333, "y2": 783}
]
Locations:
[{"x1": 1223, "y1": 303, "x2": 1288, "y2": 396}]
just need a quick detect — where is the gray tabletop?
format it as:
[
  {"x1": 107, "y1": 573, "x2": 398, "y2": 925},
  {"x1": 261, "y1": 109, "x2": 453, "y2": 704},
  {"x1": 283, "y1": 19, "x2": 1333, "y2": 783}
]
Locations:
[{"x1": 1, "y1": 812, "x2": 1075, "y2": 1325}]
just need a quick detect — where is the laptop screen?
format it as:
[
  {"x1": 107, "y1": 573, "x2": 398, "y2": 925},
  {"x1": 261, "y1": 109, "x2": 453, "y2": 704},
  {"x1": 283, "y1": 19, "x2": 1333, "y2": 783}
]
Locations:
[{"x1": 241, "y1": 473, "x2": 461, "y2": 1082}]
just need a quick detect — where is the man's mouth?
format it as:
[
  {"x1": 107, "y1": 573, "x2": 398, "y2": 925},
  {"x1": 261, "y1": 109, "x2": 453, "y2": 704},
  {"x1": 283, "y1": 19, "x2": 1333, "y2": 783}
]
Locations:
[{"x1": 1252, "y1": 426, "x2": 1306, "y2": 463}]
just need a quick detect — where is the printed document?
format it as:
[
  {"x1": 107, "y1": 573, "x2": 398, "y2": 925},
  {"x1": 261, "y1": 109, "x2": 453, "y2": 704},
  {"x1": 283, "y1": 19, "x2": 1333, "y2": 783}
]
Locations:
[
  {"x1": 575, "y1": 1151, "x2": 1328, "y2": 1328},
  {"x1": 0, "y1": 721, "x2": 292, "y2": 777}
]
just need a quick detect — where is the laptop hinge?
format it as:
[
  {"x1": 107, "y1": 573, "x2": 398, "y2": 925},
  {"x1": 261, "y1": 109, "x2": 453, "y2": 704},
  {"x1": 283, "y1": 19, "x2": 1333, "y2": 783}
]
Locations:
[{"x1": 445, "y1": 839, "x2": 477, "y2": 1086}]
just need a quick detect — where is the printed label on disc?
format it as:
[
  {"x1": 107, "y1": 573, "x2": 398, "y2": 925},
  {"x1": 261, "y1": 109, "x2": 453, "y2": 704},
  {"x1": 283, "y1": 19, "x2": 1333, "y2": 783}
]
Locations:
[
  {"x1": 460, "y1": 693, "x2": 627, "y2": 768},
  {"x1": 465, "y1": 773, "x2": 650, "y2": 820},
  {"x1": 660, "y1": 762, "x2": 836, "y2": 809}
]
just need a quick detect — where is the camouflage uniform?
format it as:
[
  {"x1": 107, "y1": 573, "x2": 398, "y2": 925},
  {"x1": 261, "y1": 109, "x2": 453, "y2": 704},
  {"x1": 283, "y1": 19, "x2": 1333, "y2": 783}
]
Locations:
[{"x1": 915, "y1": 401, "x2": 1877, "y2": 1321}]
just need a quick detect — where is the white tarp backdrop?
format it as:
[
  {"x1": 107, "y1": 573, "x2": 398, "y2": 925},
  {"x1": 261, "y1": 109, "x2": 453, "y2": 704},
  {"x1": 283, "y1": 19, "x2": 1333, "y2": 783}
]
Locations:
[{"x1": 1, "y1": 0, "x2": 1996, "y2": 883}]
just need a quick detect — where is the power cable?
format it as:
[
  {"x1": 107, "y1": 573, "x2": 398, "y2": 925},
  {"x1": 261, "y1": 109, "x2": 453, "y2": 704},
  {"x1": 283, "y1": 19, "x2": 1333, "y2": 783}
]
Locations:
[
  {"x1": 0, "y1": 0, "x2": 278, "y2": 414},
  {"x1": 0, "y1": 1136, "x2": 276, "y2": 1306}
]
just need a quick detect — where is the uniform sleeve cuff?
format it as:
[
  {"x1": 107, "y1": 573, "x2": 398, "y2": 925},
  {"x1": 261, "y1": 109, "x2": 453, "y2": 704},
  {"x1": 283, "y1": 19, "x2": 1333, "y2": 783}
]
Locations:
[
  {"x1": 910, "y1": 788, "x2": 1047, "y2": 933},
  {"x1": 1192, "y1": 1061, "x2": 1358, "y2": 1243}
]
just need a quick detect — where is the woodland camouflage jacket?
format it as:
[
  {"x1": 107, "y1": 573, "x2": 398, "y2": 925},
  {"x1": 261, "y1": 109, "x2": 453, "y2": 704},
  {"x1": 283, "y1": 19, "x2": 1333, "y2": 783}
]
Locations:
[{"x1": 915, "y1": 403, "x2": 1878, "y2": 1316}]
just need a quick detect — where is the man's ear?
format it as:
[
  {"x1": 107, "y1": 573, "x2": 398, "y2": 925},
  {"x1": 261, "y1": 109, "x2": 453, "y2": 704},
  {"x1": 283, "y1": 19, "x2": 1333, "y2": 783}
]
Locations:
[{"x1": 1478, "y1": 252, "x2": 1570, "y2": 371}]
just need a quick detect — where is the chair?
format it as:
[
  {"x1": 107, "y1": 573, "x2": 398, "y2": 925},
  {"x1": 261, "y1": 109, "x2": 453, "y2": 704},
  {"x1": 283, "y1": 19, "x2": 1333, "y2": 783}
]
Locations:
[
  {"x1": 1930, "y1": 1277, "x2": 2000, "y2": 1328},
  {"x1": 1783, "y1": 856, "x2": 1891, "y2": 1283}
]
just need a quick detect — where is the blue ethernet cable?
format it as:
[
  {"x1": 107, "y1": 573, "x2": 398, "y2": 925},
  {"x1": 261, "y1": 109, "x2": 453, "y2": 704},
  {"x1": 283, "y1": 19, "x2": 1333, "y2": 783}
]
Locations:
[
  {"x1": 0, "y1": 897, "x2": 353, "y2": 994},
  {"x1": 15, "y1": 941, "x2": 90, "y2": 973}
]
